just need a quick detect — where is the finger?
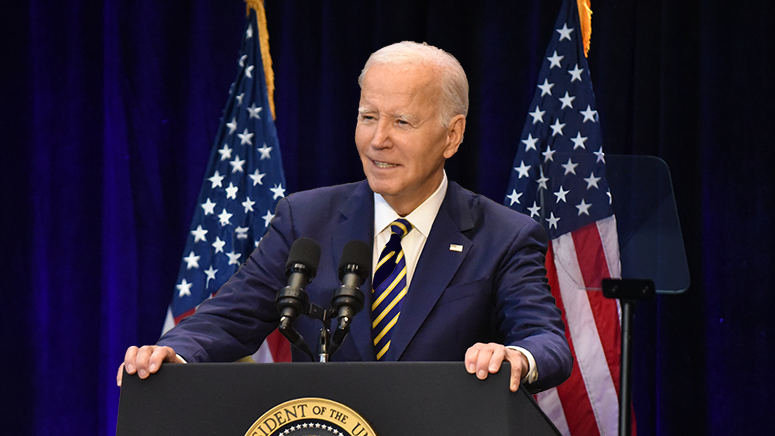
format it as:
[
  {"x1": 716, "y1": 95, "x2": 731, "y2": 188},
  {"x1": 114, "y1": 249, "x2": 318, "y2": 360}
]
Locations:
[
  {"x1": 116, "y1": 362, "x2": 125, "y2": 387},
  {"x1": 148, "y1": 346, "x2": 175, "y2": 374},
  {"x1": 505, "y1": 349, "x2": 527, "y2": 392},
  {"x1": 123, "y1": 346, "x2": 139, "y2": 375},
  {"x1": 488, "y1": 345, "x2": 506, "y2": 374},
  {"x1": 475, "y1": 347, "x2": 495, "y2": 380},
  {"x1": 135, "y1": 345, "x2": 156, "y2": 379},
  {"x1": 464, "y1": 345, "x2": 482, "y2": 374}
]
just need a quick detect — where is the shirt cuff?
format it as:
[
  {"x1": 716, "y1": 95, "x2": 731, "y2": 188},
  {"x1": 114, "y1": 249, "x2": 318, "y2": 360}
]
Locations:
[
  {"x1": 506, "y1": 345, "x2": 538, "y2": 384},
  {"x1": 175, "y1": 354, "x2": 188, "y2": 364}
]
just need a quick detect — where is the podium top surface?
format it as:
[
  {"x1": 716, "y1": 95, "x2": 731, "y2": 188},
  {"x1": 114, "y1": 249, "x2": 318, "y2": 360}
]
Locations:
[{"x1": 117, "y1": 362, "x2": 559, "y2": 436}]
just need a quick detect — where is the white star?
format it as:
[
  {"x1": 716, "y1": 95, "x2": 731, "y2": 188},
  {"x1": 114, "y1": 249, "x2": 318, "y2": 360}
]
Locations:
[
  {"x1": 191, "y1": 225, "x2": 208, "y2": 243},
  {"x1": 554, "y1": 185, "x2": 570, "y2": 203},
  {"x1": 183, "y1": 251, "x2": 200, "y2": 270},
  {"x1": 204, "y1": 266, "x2": 217, "y2": 288},
  {"x1": 218, "y1": 144, "x2": 232, "y2": 161},
  {"x1": 537, "y1": 79, "x2": 554, "y2": 97},
  {"x1": 225, "y1": 183, "x2": 239, "y2": 199},
  {"x1": 176, "y1": 279, "x2": 192, "y2": 297},
  {"x1": 568, "y1": 64, "x2": 584, "y2": 82},
  {"x1": 528, "y1": 201, "x2": 541, "y2": 218},
  {"x1": 550, "y1": 119, "x2": 566, "y2": 136},
  {"x1": 594, "y1": 147, "x2": 606, "y2": 163},
  {"x1": 506, "y1": 189, "x2": 522, "y2": 206},
  {"x1": 258, "y1": 143, "x2": 273, "y2": 160},
  {"x1": 581, "y1": 105, "x2": 598, "y2": 123},
  {"x1": 270, "y1": 184, "x2": 286, "y2": 199},
  {"x1": 584, "y1": 172, "x2": 601, "y2": 189},
  {"x1": 201, "y1": 198, "x2": 216, "y2": 215},
  {"x1": 557, "y1": 23, "x2": 574, "y2": 41},
  {"x1": 226, "y1": 117, "x2": 238, "y2": 134},
  {"x1": 246, "y1": 25, "x2": 253, "y2": 39},
  {"x1": 559, "y1": 91, "x2": 575, "y2": 109},
  {"x1": 528, "y1": 106, "x2": 545, "y2": 124},
  {"x1": 238, "y1": 54, "x2": 247, "y2": 68},
  {"x1": 235, "y1": 92, "x2": 245, "y2": 106},
  {"x1": 218, "y1": 208, "x2": 233, "y2": 226},
  {"x1": 547, "y1": 50, "x2": 564, "y2": 69},
  {"x1": 546, "y1": 212, "x2": 561, "y2": 229},
  {"x1": 521, "y1": 133, "x2": 539, "y2": 151},
  {"x1": 242, "y1": 196, "x2": 255, "y2": 213},
  {"x1": 237, "y1": 128, "x2": 254, "y2": 146},
  {"x1": 542, "y1": 145, "x2": 556, "y2": 163},
  {"x1": 212, "y1": 237, "x2": 226, "y2": 253},
  {"x1": 230, "y1": 156, "x2": 245, "y2": 173},
  {"x1": 536, "y1": 167, "x2": 549, "y2": 190},
  {"x1": 245, "y1": 65, "x2": 254, "y2": 79},
  {"x1": 562, "y1": 158, "x2": 579, "y2": 175},
  {"x1": 208, "y1": 171, "x2": 224, "y2": 188},
  {"x1": 247, "y1": 102, "x2": 262, "y2": 119},
  {"x1": 226, "y1": 251, "x2": 241, "y2": 266},
  {"x1": 576, "y1": 199, "x2": 592, "y2": 216},
  {"x1": 571, "y1": 132, "x2": 588, "y2": 149},
  {"x1": 262, "y1": 210, "x2": 274, "y2": 227},
  {"x1": 249, "y1": 169, "x2": 266, "y2": 186},
  {"x1": 514, "y1": 161, "x2": 532, "y2": 178}
]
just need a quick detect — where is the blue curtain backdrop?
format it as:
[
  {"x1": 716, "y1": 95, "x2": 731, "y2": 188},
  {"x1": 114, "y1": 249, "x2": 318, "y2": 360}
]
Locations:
[{"x1": 1, "y1": 0, "x2": 773, "y2": 434}]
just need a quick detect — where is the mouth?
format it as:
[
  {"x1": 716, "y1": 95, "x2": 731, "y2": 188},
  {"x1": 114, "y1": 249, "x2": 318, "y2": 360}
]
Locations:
[{"x1": 371, "y1": 159, "x2": 399, "y2": 169}]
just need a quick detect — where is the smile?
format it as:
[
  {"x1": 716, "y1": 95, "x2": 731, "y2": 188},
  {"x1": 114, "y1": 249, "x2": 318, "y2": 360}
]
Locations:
[{"x1": 372, "y1": 160, "x2": 398, "y2": 169}]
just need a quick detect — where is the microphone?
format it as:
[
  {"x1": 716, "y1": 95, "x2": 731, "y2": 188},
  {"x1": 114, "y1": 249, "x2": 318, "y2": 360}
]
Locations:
[
  {"x1": 276, "y1": 237, "x2": 321, "y2": 360},
  {"x1": 330, "y1": 240, "x2": 371, "y2": 350}
]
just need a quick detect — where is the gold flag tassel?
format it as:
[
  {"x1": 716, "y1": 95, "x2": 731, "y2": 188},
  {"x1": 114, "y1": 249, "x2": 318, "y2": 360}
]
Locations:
[
  {"x1": 245, "y1": 0, "x2": 276, "y2": 119},
  {"x1": 577, "y1": 0, "x2": 592, "y2": 57}
]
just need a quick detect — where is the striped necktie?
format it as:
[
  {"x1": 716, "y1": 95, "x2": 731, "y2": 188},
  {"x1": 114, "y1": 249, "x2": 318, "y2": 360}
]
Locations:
[{"x1": 372, "y1": 218, "x2": 413, "y2": 360}]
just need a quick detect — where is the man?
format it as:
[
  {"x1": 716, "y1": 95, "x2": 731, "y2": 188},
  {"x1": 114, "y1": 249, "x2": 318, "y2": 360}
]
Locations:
[{"x1": 119, "y1": 41, "x2": 571, "y2": 394}]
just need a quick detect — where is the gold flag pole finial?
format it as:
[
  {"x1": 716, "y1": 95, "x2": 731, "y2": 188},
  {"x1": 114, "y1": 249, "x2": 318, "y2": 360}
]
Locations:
[
  {"x1": 245, "y1": 0, "x2": 276, "y2": 119},
  {"x1": 577, "y1": 0, "x2": 592, "y2": 57}
]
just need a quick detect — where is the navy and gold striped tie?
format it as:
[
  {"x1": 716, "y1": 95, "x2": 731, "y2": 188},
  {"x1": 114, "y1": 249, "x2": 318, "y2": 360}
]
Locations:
[{"x1": 372, "y1": 218, "x2": 413, "y2": 360}]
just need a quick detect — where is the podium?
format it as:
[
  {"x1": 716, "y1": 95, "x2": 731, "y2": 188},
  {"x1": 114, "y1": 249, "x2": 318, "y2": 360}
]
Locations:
[{"x1": 116, "y1": 362, "x2": 560, "y2": 435}]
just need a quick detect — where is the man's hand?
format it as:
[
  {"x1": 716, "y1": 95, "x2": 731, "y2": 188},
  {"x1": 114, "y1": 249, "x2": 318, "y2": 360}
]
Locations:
[
  {"x1": 465, "y1": 342, "x2": 528, "y2": 392},
  {"x1": 116, "y1": 345, "x2": 181, "y2": 386}
]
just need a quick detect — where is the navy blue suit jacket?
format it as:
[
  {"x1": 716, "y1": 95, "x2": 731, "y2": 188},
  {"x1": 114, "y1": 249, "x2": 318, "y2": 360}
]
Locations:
[{"x1": 159, "y1": 180, "x2": 572, "y2": 392}]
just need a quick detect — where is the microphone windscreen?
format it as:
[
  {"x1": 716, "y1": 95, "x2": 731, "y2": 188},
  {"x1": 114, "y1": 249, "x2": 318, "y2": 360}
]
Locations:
[
  {"x1": 286, "y1": 237, "x2": 321, "y2": 275},
  {"x1": 338, "y1": 240, "x2": 371, "y2": 280}
]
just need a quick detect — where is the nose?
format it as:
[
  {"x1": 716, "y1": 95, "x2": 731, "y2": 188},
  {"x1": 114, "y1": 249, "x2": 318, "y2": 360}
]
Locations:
[{"x1": 370, "y1": 119, "x2": 391, "y2": 149}]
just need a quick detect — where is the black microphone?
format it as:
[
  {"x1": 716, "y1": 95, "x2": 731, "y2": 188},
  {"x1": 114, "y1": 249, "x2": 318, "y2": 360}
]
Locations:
[
  {"x1": 276, "y1": 237, "x2": 321, "y2": 360},
  {"x1": 330, "y1": 240, "x2": 371, "y2": 350}
]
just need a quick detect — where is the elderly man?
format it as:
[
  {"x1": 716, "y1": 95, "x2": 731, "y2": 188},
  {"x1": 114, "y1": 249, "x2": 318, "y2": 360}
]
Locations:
[{"x1": 119, "y1": 41, "x2": 571, "y2": 393}]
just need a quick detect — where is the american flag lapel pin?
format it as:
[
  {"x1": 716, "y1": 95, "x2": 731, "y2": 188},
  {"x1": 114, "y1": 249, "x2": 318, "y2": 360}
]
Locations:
[{"x1": 449, "y1": 244, "x2": 463, "y2": 252}]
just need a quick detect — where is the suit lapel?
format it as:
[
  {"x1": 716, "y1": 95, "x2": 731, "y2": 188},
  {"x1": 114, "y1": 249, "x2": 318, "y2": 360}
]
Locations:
[
  {"x1": 386, "y1": 182, "x2": 475, "y2": 361},
  {"x1": 331, "y1": 181, "x2": 376, "y2": 361}
]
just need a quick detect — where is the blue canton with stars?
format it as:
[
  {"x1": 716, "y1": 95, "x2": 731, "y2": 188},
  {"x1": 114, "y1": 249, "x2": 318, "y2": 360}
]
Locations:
[
  {"x1": 170, "y1": 9, "x2": 286, "y2": 320},
  {"x1": 504, "y1": 0, "x2": 612, "y2": 239}
]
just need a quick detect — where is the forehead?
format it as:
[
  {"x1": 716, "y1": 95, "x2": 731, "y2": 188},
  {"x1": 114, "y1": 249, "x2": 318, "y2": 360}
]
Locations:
[{"x1": 359, "y1": 63, "x2": 440, "y2": 109}]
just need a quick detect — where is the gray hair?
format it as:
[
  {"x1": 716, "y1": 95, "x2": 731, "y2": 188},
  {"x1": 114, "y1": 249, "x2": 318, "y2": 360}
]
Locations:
[{"x1": 358, "y1": 41, "x2": 469, "y2": 127}]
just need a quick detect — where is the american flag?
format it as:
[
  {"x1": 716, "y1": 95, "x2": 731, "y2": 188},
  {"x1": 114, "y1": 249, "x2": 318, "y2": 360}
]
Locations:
[
  {"x1": 504, "y1": 0, "x2": 631, "y2": 435},
  {"x1": 162, "y1": 6, "x2": 291, "y2": 363}
]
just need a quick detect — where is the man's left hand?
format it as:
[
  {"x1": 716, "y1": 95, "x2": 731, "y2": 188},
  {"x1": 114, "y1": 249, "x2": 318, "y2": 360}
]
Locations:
[{"x1": 465, "y1": 342, "x2": 528, "y2": 392}]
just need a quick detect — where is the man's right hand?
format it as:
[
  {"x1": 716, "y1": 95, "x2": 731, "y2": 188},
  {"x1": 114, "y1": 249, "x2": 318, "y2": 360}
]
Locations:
[{"x1": 117, "y1": 345, "x2": 182, "y2": 386}]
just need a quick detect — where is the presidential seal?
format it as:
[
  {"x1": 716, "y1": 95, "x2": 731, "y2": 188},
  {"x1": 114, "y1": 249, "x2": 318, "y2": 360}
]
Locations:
[{"x1": 244, "y1": 398, "x2": 378, "y2": 436}]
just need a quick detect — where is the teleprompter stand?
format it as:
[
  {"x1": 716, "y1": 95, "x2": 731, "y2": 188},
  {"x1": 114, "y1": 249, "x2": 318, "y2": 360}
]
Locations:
[
  {"x1": 604, "y1": 155, "x2": 690, "y2": 436},
  {"x1": 116, "y1": 362, "x2": 560, "y2": 436}
]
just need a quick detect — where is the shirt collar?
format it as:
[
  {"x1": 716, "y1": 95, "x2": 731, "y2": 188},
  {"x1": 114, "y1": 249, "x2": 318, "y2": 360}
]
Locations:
[{"x1": 373, "y1": 171, "x2": 448, "y2": 238}]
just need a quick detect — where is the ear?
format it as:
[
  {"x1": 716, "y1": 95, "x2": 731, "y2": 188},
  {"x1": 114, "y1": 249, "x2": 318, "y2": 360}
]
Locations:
[{"x1": 443, "y1": 114, "x2": 466, "y2": 159}]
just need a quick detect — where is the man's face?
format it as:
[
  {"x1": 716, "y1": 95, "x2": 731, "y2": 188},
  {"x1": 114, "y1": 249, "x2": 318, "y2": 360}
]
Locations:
[{"x1": 355, "y1": 63, "x2": 463, "y2": 216}]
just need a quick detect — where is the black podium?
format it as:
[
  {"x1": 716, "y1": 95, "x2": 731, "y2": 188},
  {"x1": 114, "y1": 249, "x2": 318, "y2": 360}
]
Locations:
[{"x1": 116, "y1": 362, "x2": 560, "y2": 435}]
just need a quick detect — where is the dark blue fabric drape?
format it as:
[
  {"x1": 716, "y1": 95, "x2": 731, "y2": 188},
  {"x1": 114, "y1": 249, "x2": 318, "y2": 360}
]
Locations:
[{"x1": 2, "y1": 1, "x2": 773, "y2": 435}]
